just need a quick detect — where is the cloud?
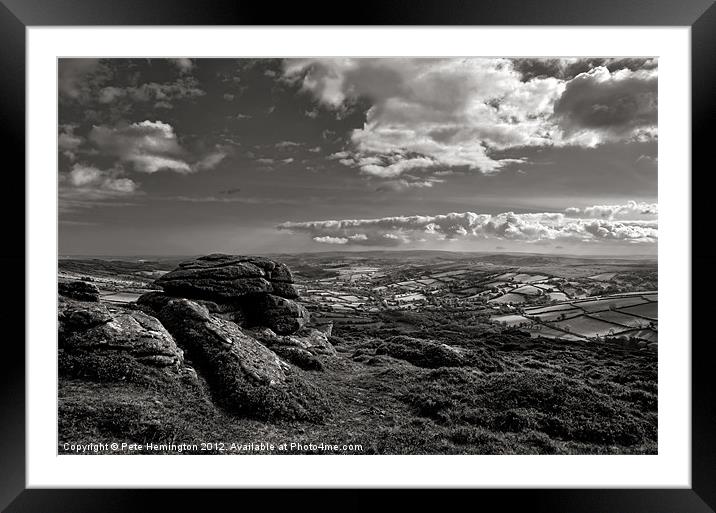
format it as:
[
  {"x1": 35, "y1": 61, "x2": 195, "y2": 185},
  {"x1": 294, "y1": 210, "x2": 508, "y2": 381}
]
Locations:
[
  {"x1": 59, "y1": 59, "x2": 204, "y2": 112},
  {"x1": 564, "y1": 200, "x2": 657, "y2": 220},
  {"x1": 276, "y1": 141, "x2": 300, "y2": 148},
  {"x1": 511, "y1": 58, "x2": 657, "y2": 82},
  {"x1": 553, "y1": 66, "x2": 657, "y2": 143},
  {"x1": 313, "y1": 236, "x2": 349, "y2": 244},
  {"x1": 255, "y1": 157, "x2": 294, "y2": 166},
  {"x1": 278, "y1": 201, "x2": 657, "y2": 247},
  {"x1": 375, "y1": 177, "x2": 445, "y2": 192},
  {"x1": 89, "y1": 120, "x2": 191, "y2": 173},
  {"x1": 59, "y1": 59, "x2": 107, "y2": 100},
  {"x1": 64, "y1": 163, "x2": 138, "y2": 196},
  {"x1": 96, "y1": 77, "x2": 205, "y2": 108},
  {"x1": 87, "y1": 120, "x2": 225, "y2": 174},
  {"x1": 165, "y1": 195, "x2": 308, "y2": 206},
  {"x1": 282, "y1": 58, "x2": 657, "y2": 179},
  {"x1": 194, "y1": 151, "x2": 227, "y2": 172},
  {"x1": 170, "y1": 58, "x2": 195, "y2": 74},
  {"x1": 359, "y1": 156, "x2": 436, "y2": 178},
  {"x1": 58, "y1": 125, "x2": 84, "y2": 160},
  {"x1": 282, "y1": 58, "x2": 562, "y2": 176}
]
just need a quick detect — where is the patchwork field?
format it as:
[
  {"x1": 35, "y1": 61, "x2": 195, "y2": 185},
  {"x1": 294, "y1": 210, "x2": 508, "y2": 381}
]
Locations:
[
  {"x1": 58, "y1": 251, "x2": 658, "y2": 454},
  {"x1": 500, "y1": 292, "x2": 659, "y2": 346}
]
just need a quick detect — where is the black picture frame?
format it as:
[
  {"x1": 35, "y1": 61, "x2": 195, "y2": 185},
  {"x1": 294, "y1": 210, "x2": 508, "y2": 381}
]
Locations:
[{"x1": 2, "y1": 0, "x2": 714, "y2": 510}]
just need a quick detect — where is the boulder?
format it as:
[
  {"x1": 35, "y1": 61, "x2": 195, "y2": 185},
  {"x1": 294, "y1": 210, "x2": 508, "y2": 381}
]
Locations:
[
  {"x1": 256, "y1": 294, "x2": 309, "y2": 335},
  {"x1": 59, "y1": 298, "x2": 112, "y2": 341},
  {"x1": 252, "y1": 327, "x2": 336, "y2": 370},
  {"x1": 284, "y1": 328, "x2": 337, "y2": 356},
  {"x1": 374, "y1": 335, "x2": 468, "y2": 368},
  {"x1": 63, "y1": 307, "x2": 184, "y2": 370},
  {"x1": 158, "y1": 276, "x2": 272, "y2": 302},
  {"x1": 191, "y1": 299, "x2": 250, "y2": 325},
  {"x1": 145, "y1": 296, "x2": 287, "y2": 383},
  {"x1": 150, "y1": 254, "x2": 309, "y2": 335},
  {"x1": 59, "y1": 280, "x2": 101, "y2": 302},
  {"x1": 155, "y1": 253, "x2": 297, "y2": 302},
  {"x1": 140, "y1": 295, "x2": 328, "y2": 420},
  {"x1": 269, "y1": 281, "x2": 300, "y2": 299}
]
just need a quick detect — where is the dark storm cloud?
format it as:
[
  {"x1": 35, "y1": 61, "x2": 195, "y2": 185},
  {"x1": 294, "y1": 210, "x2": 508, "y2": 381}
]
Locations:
[{"x1": 552, "y1": 66, "x2": 657, "y2": 140}]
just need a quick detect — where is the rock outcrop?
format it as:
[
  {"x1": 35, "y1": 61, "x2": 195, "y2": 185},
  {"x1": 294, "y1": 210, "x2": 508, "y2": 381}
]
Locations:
[
  {"x1": 59, "y1": 299, "x2": 112, "y2": 338},
  {"x1": 256, "y1": 294, "x2": 309, "y2": 335},
  {"x1": 152, "y1": 254, "x2": 306, "y2": 335},
  {"x1": 59, "y1": 297, "x2": 185, "y2": 380},
  {"x1": 252, "y1": 327, "x2": 336, "y2": 370},
  {"x1": 138, "y1": 294, "x2": 329, "y2": 420},
  {"x1": 156, "y1": 254, "x2": 299, "y2": 301},
  {"x1": 59, "y1": 280, "x2": 101, "y2": 302},
  {"x1": 139, "y1": 294, "x2": 288, "y2": 384},
  {"x1": 60, "y1": 253, "x2": 334, "y2": 424}
]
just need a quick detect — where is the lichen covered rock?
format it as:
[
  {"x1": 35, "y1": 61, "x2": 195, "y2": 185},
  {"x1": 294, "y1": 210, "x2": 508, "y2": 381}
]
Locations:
[
  {"x1": 155, "y1": 254, "x2": 298, "y2": 302},
  {"x1": 153, "y1": 254, "x2": 307, "y2": 335},
  {"x1": 252, "y1": 327, "x2": 336, "y2": 370},
  {"x1": 139, "y1": 294, "x2": 329, "y2": 420},
  {"x1": 61, "y1": 301, "x2": 184, "y2": 370}
]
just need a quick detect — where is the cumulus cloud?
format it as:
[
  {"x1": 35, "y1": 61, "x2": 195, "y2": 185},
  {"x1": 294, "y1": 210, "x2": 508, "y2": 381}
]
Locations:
[
  {"x1": 553, "y1": 66, "x2": 657, "y2": 144},
  {"x1": 64, "y1": 163, "x2": 138, "y2": 195},
  {"x1": 58, "y1": 125, "x2": 84, "y2": 160},
  {"x1": 88, "y1": 120, "x2": 225, "y2": 174},
  {"x1": 564, "y1": 200, "x2": 657, "y2": 220},
  {"x1": 511, "y1": 58, "x2": 657, "y2": 82},
  {"x1": 278, "y1": 201, "x2": 657, "y2": 247},
  {"x1": 282, "y1": 58, "x2": 565, "y2": 177},
  {"x1": 282, "y1": 58, "x2": 657, "y2": 179},
  {"x1": 89, "y1": 120, "x2": 190, "y2": 173},
  {"x1": 313, "y1": 236, "x2": 349, "y2": 244}
]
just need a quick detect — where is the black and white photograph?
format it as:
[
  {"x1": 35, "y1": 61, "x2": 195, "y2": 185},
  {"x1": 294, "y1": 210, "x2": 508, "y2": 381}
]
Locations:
[{"x1": 57, "y1": 57, "x2": 658, "y2": 456}]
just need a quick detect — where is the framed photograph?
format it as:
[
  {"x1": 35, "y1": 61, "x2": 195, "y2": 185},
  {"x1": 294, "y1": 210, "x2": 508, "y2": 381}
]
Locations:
[{"x1": 4, "y1": 0, "x2": 715, "y2": 510}]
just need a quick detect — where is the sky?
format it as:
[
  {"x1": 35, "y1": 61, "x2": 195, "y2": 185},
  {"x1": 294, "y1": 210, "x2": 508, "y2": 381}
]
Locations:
[{"x1": 58, "y1": 58, "x2": 658, "y2": 256}]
